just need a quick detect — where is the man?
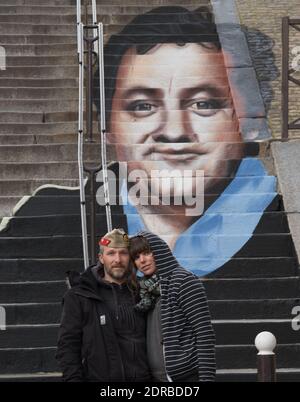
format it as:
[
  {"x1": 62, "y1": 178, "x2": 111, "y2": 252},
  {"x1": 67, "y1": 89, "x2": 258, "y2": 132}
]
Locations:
[
  {"x1": 130, "y1": 231, "x2": 216, "y2": 382},
  {"x1": 56, "y1": 228, "x2": 151, "y2": 382},
  {"x1": 93, "y1": 6, "x2": 294, "y2": 277}
]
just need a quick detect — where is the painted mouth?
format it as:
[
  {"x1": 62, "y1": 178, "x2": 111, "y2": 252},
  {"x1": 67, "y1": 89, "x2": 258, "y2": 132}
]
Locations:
[{"x1": 146, "y1": 145, "x2": 206, "y2": 162}]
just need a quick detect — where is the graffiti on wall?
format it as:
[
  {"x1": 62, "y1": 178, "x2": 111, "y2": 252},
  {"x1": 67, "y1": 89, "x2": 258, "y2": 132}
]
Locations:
[{"x1": 93, "y1": 5, "x2": 294, "y2": 276}]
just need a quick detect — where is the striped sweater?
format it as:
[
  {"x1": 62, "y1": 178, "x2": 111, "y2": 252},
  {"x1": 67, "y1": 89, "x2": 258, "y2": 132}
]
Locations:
[{"x1": 139, "y1": 231, "x2": 216, "y2": 382}]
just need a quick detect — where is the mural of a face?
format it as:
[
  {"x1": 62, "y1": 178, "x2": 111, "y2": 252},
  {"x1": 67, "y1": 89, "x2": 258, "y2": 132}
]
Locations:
[{"x1": 109, "y1": 42, "x2": 244, "y2": 198}]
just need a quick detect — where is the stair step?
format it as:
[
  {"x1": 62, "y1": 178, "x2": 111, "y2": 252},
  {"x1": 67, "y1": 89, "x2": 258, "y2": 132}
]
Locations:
[
  {"x1": 0, "y1": 14, "x2": 75, "y2": 24},
  {"x1": 2, "y1": 297, "x2": 299, "y2": 325},
  {"x1": 0, "y1": 111, "x2": 86, "y2": 124},
  {"x1": 4, "y1": 43, "x2": 77, "y2": 56},
  {"x1": 0, "y1": 133, "x2": 83, "y2": 145},
  {"x1": 0, "y1": 5, "x2": 200, "y2": 16},
  {"x1": 0, "y1": 78, "x2": 78, "y2": 87},
  {"x1": 2, "y1": 319, "x2": 300, "y2": 349},
  {"x1": 0, "y1": 0, "x2": 77, "y2": 5},
  {"x1": 203, "y1": 277, "x2": 300, "y2": 300},
  {"x1": 0, "y1": 229, "x2": 296, "y2": 258},
  {"x1": 44, "y1": 111, "x2": 96, "y2": 122},
  {"x1": 0, "y1": 122, "x2": 98, "y2": 134},
  {"x1": 5, "y1": 56, "x2": 77, "y2": 67},
  {"x1": 0, "y1": 343, "x2": 298, "y2": 375},
  {"x1": 214, "y1": 320, "x2": 300, "y2": 345},
  {"x1": 216, "y1": 368, "x2": 300, "y2": 382},
  {"x1": 0, "y1": 372, "x2": 62, "y2": 382},
  {"x1": 0, "y1": 6, "x2": 76, "y2": 15},
  {"x1": 0, "y1": 162, "x2": 84, "y2": 179},
  {"x1": 0, "y1": 210, "x2": 293, "y2": 236},
  {"x1": 209, "y1": 299, "x2": 300, "y2": 319},
  {"x1": 207, "y1": 256, "x2": 299, "y2": 278},
  {"x1": 0, "y1": 280, "x2": 67, "y2": 303},
  {"x1": 0, "y1": 112, "x2": 43, "y2": 123},
  {"x1": 0, "y1": 35, "x2": 76, "y2": 45},
  {"x1": 0, "y1": 190, "x2": 286, "y2": 217},
  {"x1": 0, "y1": 347, "x2": 58, "y2": 375},
  {"x1": 0, "y1": 252, "x2": 297, "y2": 280},
  {"x1": 0, "y1": 274, "x2": 299, "y2": 302},
  {"x1": 0, "y1": 0, "x2": 203, "y2": 6},
  {"x1": 3, "y1": 303, "x2": 62, "y2": 326},
  {"x1": 1, "y1": 324, "x2": 60, "y2": 348},
  {"x1": 0, "y1": 179, "x2": 80, "y2": 196},
  {"x1": 0, "y1": 369, "x2": 299, "y2": 382},
  {"x1": 216, "y1": 344, "x2": 300, "y2": 370},
  {"x1": 0, "y1": 99, "x2": 78, "y2": 112},
  {"x1": 0, "y1": 143, "x2": 100, "y2": 162},
  {"x1": 0, "y1": 258, "x2": 83, "y2": 282},
  {"x1": 0, "y1": 23, "x2": 76, "y2": 35}
]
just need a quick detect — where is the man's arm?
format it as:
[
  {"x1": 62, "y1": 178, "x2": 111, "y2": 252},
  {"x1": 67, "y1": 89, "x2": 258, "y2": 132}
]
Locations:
[
  {"x1": 178, "y1": 275, "x2": 216, "y2": 381},
  {"x1": 56, "y1": 290, "x2": 84, "y2": 382}
]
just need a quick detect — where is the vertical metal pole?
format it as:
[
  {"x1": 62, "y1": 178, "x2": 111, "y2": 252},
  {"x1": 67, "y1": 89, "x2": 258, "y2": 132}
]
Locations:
[
  {"x1": 257, "y1": 355, "x2": 277, "y2": 382},
  {"x1": 98, "y1": 22, "x2": 112, "y2": 232},
  {"x1": 78, "y1": 21, "x2": 90, "y2": 269},
  {"x1": 90, "y1": 169, "x2": 97, "y2": 264},
  {"x1": 282, "y1": 16, "x2": 289, "y2": 140},
  {"x1": 86, "y1": 35, "x2": 94, "y2": 142},
  {"x1": 92, "y1": 0, "x2": 98, "y2": 55},
  {"x1": 76, "y1": 0, "x2": 81, "y2": 25}
]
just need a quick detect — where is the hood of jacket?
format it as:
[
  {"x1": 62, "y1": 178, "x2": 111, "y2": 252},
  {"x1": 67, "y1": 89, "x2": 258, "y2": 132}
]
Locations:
[
  {"x1": 66, "y1": 263, "x2": 127, "y2": 301},
  {"x1": 137, "y1": 231, "x2": 181, "y2": 278}
]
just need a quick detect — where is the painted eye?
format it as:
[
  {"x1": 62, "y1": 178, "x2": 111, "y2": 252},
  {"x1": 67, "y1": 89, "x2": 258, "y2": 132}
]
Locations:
[
  {"x1": 190, "y1": 100, "x2": 221, "y2": 110},
  {"x1": 188, "y1": 98, "x2": 226, "y2": 117},
  {"x1": 133, "y1": 103, "x2": 153, "y2": 111},
  {"x1": 126, "y1": 101, "x2": 158, "y2": 116}
]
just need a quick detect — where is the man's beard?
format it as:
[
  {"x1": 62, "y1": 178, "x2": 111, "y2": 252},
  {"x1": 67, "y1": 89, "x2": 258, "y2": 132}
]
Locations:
[{"x1": 105, "y1": 265, "x2": 128, "y2": 281}]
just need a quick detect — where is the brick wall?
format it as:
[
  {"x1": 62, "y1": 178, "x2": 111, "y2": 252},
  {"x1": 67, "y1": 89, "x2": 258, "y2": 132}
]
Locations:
[{"x1": 236, "y1": 0, "x2": 300, "y2": 138}]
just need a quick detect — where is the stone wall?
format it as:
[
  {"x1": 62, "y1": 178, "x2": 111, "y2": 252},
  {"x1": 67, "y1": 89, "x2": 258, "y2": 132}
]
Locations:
[{"x1": 236, "y1": 0, "x2": 300, "y2": 138}]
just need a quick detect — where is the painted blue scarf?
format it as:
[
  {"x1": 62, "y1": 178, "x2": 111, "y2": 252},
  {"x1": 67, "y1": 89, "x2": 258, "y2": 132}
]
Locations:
[{"x1": 121, "y1": 158, "x2": 277, "y2": 276}]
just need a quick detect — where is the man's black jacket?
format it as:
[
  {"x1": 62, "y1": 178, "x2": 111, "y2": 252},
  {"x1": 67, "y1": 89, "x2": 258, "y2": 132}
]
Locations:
[{"x1": 56, "y1": 265, "x2": 150, "y2": 382}]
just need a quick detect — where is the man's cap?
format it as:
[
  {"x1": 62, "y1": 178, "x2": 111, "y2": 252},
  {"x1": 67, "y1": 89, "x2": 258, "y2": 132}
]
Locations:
[{"x1": 99, "y1": 228, "x2": 130, "y2": 249}]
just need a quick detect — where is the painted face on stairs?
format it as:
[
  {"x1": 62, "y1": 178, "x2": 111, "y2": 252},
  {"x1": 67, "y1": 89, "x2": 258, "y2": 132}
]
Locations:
[{"x1": 109, "y1": 43, "x2": 244, "y2": 199}]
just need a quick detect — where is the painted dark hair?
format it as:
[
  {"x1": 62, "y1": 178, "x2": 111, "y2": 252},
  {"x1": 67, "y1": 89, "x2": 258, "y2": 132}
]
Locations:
[{"x1": 94, "y1": 6, "x2": 220, "y2": 127}]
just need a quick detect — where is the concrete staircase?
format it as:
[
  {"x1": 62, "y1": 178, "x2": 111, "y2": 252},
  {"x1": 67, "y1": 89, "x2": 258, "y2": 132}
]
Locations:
[
  {"x1": 0, "y1": 0, "x2": 102, "y2": 219},
  {"x1": 0, "y1": 0, "x2": 299, "y2": 382}
]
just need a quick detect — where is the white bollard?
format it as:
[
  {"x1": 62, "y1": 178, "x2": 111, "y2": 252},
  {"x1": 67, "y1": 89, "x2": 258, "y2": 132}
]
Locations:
[{"x1": 255, "y1": 331, "x2": 277, "y2": 382}]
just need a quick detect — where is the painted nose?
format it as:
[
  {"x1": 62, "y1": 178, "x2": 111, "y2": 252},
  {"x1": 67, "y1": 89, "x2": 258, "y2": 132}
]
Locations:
[{"x1": 153, "y1": 110, "x2": 193, "y2": 143}]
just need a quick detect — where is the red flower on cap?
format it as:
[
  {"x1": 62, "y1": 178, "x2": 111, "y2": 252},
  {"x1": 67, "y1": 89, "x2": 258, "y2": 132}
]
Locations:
[{"x1": 99, "y1": 238, "x2": 111, "y2": 246}]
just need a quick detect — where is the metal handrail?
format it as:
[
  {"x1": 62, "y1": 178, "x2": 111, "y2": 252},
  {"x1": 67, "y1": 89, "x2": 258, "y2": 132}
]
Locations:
[
  {"x1": 92, "y1": 0, "x2": 98, "y2": 55},
  {"x1": 77, "y1": 1, "x2": 89, "y2": 269},
  {"x1": 76, "y1": 0, "x2": 112, "y2": 269},
  {"x1": 98, "y1": 22, "x2": 112, "y2": 233}
]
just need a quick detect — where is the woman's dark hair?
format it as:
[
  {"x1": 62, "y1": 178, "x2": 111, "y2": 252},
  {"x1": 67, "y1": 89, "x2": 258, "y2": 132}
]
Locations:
[
  {"x1": 129, "y1": 235, "x2": 152, "y2": 261},
  {"x1": 94, "y1": 6, "x2": 220, "y2": 127}
]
